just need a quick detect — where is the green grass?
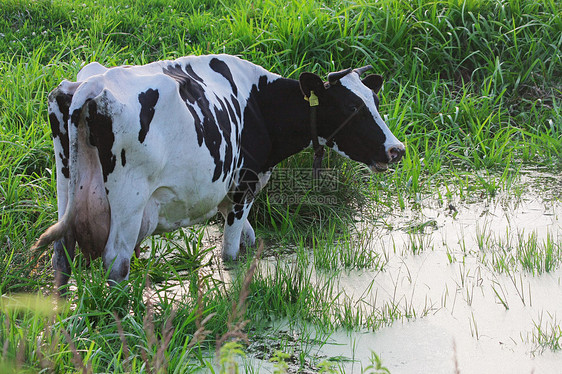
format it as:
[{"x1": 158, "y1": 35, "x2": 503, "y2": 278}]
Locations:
[
  {"x1": 478, "y1": 229, "x2": 562, "y2": 275},
  {"x1": 530, "y1": 312, "x2": 562, "y2": 354},
  {"x1": 1, "y1": 0, "x2": 561, "y2": 372}
]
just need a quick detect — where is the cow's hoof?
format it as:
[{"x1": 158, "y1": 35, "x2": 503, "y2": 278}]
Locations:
[
  {"x1": 221, "y1": 244, "x2": 254, "y2": 263},
  {"x1": 221, "y1": 253, "x2": 238, "y2": 267},
  {"x1": 235, "y1": 240, "x2": 260, "y2": 263}
]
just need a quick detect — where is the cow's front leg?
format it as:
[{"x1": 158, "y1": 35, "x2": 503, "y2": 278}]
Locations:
[
  {"x1": 52, "y1": 232, "x2": 75, "y2": 295},
  {"x1": 220, "y1": 168, "x2": 265, "y2": 260},
  {"x1": 222, "y1": 202, "x2": 255, "y2": 260},
  {"x1": 241, "y1": 218, "x2": 256, "y2": 248}
]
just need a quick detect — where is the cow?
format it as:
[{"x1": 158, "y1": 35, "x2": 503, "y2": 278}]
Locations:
[{"x1": 33, "y1": 54, "x2": 405, "y2": 290}]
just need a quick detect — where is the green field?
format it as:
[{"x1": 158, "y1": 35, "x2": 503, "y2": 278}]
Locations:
[{"x1": 1, "y1": 0, "x2": 561, "y2": 372}]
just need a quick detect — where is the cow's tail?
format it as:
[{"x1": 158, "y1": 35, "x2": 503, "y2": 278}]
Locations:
[
  {"x1": 32, "y1": 97, "x2": 92, "y2": 250},
  {"x1": 32, "y1": 215, "x2": 71, "y2": 250}
]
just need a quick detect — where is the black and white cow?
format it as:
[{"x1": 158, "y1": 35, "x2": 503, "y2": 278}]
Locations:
[{"x1": 34, "y1": 54, "x2": 405, "y2": 288}]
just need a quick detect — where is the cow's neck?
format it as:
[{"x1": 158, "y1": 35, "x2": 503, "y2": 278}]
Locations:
[{"x1": 246, "y1": 76, "x2": 313, "y2": 171}]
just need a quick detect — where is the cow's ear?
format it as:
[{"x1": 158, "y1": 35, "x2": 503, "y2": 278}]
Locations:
[
  {"x1": 299, "y1": 73, "x2": 326, "y2": 98},
  {"x1": 362, "y1": 74, "x2": 383, "y2": 94}
]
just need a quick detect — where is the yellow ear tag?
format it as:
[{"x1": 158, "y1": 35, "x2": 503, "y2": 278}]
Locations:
[{"x1": 308, "y1": 91, "x2": 319, "y2": 107}]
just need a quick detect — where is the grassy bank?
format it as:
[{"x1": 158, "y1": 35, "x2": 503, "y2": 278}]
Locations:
[{"x1": 1, "y1": 0, "x2": 561, "y2": 372}]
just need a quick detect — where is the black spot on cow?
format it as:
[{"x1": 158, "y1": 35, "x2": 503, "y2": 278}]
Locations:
[
  {"x1": 185, "y1": 105, "x2": 203, "y2": 146},
  {"x1": 49, "y1": 112, "x2": 61, "y2": 137},
  {"x1": 121, "y1": 148, "x2": 126, "y2": 167},
  {"x1": 59, "y1": 152, "x2": 69, "y2": 178},
  {"x1": 49, "y1": 109, "x2": 70, "y2": 178},
  {"x1": 163, "y1": 64, "x2": 206, "y2": 145},
  {"x1": 227, "y1": 211, "x2": 235, "y2": 225},
  {"x1": 227, "y1": 168, "x2": 260, "y2": 224},
  {"x1": 163, "y1": 63, "x2": 240, "y2": 183},
  {"x1": 227, "y1": 202, "x2": 246, "y2": 225},
  {"x1": 184, "y1": 64, "x2": 204, "y2": 84},
  {"x1": 210, "y1": 58, "x2": 238, "y2": 96},
  {"x1": 231, "y1": 94, "x2": 241, "y2": 119},
  {"x1": 49, "y1": 92, "x2": 73, "y2": 178},
  {"x1": 234, "y1": 208, "x2": 244, "y2": 220},
  {"x1": 208, "y1": 121, "x2": 224, "y2": 182},
  {"x1": 224, "y1": 97, "x2": 239, "y2": 132},
  {"x1": 138, "y1": 88, "x2": 159, "y2": 143},
  {"x1": 214, "y1": 97, "x2": 233, "y2": 181},
  {"x1": 86, "y1": 100, "x2": 116, "y2": 183},
  {"x1": 55, "y1": 93, "x2": 72, "y2": 127},
  {"x1": 239, "y1": 75, "x2": 275, "y2": 172},
  {"x1": 70, "y1": 108, "x2": 81, "y2": 128}
]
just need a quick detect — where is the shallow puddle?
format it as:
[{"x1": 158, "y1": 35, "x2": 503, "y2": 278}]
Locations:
[{"x1": 247, "y1": 171, "x2": 562, "y2": 373}]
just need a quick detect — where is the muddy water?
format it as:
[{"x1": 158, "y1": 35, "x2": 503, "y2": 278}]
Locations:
[
  {"x1": 240, "y1": 170, "x2": 562, "y2": 373},
  {"x1": 282, "y1": 171, "x2": 561, "y2": 373}
]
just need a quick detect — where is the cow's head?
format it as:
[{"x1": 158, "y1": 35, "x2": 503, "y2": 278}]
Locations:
[{"x1": 299, "y1": 66, "x2": 405, "y2": 172}]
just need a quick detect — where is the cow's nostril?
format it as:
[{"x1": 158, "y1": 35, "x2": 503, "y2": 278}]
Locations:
[{"x1": 387, "y1": 146, "x2": 405, "y2": 163}]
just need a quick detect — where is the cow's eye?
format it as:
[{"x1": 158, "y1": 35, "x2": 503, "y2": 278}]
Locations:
[{"x1": 347, "y1": 104, "x2": 359, "y2": 113}]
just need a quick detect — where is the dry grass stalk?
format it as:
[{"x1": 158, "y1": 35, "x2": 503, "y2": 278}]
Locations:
[
  {"x1": 141, "y1": 276, "x2": 175, "y2": 374},
  {"x1": 62, "y1": 328, "x2": 92, "y2": 374},
  {"x1": 141, "y1": 278, "x2": 156, "y2": 374},
  {"x1": 15, "y1": 339, "x2": 24, "y2": 370},
  {"x1": 113, "y1": 311, "x2": 130, "y2": 364},
  {"x1": 2, "y1": 317, "x2": 9, "y2": 360},
  {"x1": 452, "y1": 339, "x2": 460, "y2": 374},
  {"x1": 216, "y1": 241, "x2": 264, "y2": 355},
  {"x1": 35, "y1": 317, "x2": 55, "y2": 371},
  {"x1": 187, "y1": 271, "x2": 215, "y2": 348},
  {"x1": 154, "y1": 309, "x2": 176, "y2": 373},
  {"x1": 188, "y1": 312, "x2": 216, "y2": 349},
  {"x1": 43, "y1": 314, "x2": 63, "y2": 371}
]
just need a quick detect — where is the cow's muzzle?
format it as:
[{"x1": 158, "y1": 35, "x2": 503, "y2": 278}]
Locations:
[
  {"x1": 370, "y1": 144, "x2": 405, "y2": 173},
  {"x1": 387, "y1": 145, "x2": 405, "y2": 164},
  {"x1": 371, "y1": 162, "x2": 389, "y2": 172}
]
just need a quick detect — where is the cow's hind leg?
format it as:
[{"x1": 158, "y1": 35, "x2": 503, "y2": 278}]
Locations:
[
  {"x1": 52, "y1": 233, "x2": 75, "y2": 295},
  {"x1": 103, "y1": 228, "x2": 140, "y2": 286},
  {"x1": 102, "y1": 194, "x2": 150, "y2": 286}
]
